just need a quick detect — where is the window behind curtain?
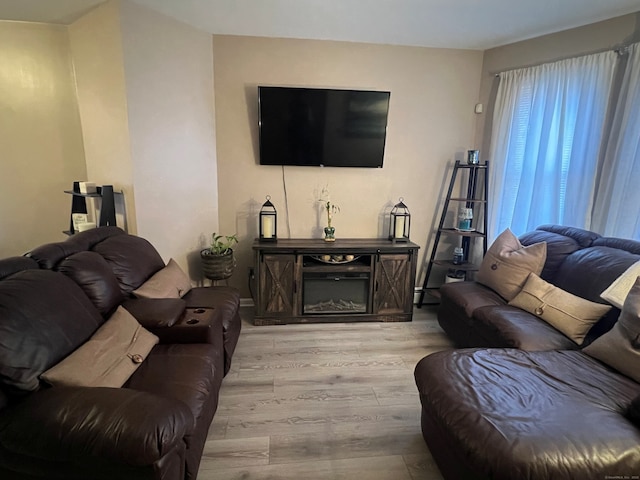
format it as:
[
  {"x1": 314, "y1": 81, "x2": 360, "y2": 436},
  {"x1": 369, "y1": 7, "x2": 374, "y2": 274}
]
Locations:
[{"x1": 488, "y1": 51, "x2": 617, "y2": 240}]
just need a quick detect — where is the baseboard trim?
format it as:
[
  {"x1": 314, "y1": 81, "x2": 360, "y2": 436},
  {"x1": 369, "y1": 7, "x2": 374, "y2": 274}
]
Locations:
[
  {"x1": 413, "y1": 287, "x2": 422, "y2": 304},
  {"x1": 240, "y1": 298, "x2": 255, "y2": 307}
]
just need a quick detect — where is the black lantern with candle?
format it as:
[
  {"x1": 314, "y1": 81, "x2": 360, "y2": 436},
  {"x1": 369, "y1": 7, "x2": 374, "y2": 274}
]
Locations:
[
  {"x1": 259, "y1": 195, "x2": 277, "y2": 242},
  {"x1": 389, "y1": 197, "x2": 410, "y2": 242}
]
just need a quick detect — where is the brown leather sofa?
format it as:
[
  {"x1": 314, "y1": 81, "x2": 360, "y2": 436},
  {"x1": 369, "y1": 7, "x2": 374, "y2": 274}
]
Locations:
[
  {"x1": 0, "y1": 227, "x2": 241, "y2": 480},
  {"x1": 414, "y1": 225, "x2": 640, "y2": 479}
]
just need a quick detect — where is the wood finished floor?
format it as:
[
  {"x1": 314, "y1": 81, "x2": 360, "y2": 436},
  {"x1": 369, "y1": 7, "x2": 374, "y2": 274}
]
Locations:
[{"x1": 198, "y1": 306, "x2": 454, "y2": 480}]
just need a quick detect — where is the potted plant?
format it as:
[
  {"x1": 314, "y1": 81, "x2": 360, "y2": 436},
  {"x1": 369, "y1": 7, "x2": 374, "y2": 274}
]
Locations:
[{"x1": 200, "y1": 233, "x2": 238, "y2": 280}]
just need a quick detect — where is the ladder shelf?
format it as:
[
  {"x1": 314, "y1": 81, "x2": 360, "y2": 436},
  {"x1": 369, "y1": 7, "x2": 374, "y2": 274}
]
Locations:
[{"x1": 418, "y1": 160, "x2": 489, "y2": 307}]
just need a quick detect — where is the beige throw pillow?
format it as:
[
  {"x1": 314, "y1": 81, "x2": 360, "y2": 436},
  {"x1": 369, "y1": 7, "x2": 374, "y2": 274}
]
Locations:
[
  {"x1": 601, "y1": 260, "x2": 640, "y2": 309},
  {"x1": 584, "y1": 277, "x2": 640, "y2": 383},
  {"x1": 41, "y1": 306, "x2": 158, "y2": 388},
  {"x1": 133, "y1": 258, "x2": 192, "y2": 299},
  {"x1": 509, "y1": 273, "x2": 611, "y2": 345},
  {"x1": 476, "y1": 228, "x2": 547, "y2": 301}
]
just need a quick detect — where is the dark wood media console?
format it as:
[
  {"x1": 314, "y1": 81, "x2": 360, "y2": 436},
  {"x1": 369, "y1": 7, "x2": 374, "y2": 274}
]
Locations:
[{"x1": 252, "y1": 238, "x2": 420, "y2": 325}]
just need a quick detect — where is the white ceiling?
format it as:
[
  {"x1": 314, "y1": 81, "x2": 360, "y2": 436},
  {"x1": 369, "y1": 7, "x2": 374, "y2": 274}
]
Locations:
[{"x1": 1, "y1": 0, "x2": 640, "y2": 49}]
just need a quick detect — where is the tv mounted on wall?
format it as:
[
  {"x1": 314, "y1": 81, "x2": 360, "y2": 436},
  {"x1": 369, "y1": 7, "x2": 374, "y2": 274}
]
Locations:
[{"x1": 258, "y1": 86, "x2": 390, "y2": 168}]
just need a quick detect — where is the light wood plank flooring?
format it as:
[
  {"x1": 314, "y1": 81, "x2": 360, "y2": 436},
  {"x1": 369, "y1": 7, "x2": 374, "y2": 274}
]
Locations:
[{"x1": 199, "y1": 306, "x2": 453, "y2": 480}]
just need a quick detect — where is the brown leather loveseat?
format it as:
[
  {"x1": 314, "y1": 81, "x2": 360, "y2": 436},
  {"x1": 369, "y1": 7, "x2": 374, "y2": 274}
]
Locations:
[
  {"x1": 0, "y1": 227, "x2": 241, "y2": 480},
  {"x1": 436, "y1": 224, "x2": 640, "y2": 350},
  {"x1": 415, "y1": 225, "x2": 640, "y2": 479}
]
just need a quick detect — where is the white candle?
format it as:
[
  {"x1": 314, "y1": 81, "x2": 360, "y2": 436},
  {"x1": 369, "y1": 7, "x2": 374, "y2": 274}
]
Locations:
[
  {"x1": 262, "y1": 216, "x2": 274, "y2": 238},
  {"x1": 394, "y1": 217, "x2": 405, "y2": 238}
]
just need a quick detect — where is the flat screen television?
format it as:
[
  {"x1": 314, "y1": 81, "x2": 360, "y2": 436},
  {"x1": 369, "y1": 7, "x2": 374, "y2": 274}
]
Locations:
[{"x1": 258, "y1": 86, "x2": 390, "y2": 168}]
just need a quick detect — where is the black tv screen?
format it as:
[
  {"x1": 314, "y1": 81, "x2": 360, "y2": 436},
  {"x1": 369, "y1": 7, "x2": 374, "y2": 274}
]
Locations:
[{"x1": 258, "y1": 86, "x2": 390, "y2": 167}]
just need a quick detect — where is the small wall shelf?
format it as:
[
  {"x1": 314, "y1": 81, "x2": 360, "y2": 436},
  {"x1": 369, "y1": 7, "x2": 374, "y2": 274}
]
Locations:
[{"x1": 64, "y1": 182, "x2": 122, "y2": 235}]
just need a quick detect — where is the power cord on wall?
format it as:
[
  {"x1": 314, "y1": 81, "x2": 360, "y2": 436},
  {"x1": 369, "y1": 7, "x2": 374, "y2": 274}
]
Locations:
[
  {"x1": 281, "y1": 165, "x2": 291, "y2": 238},
  {"x1": 248, "y1": 267, "x2": 255, "y2": 301}
]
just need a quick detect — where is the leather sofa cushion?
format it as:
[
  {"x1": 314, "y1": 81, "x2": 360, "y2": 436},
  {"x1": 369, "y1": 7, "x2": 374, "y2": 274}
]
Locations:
[
  {"x1": 519, "y1": 229, "x2": 583, "y2": 283},
  {"x1": 27, "y1": 241, "x2": 84, "y2": 269},
  {"x1": 125, "y1": 343, "x2": 224, "y2": 436},
  {"x1": 92, "y1": 234, "x2": 165, "y2": 294},
  {"x1": 554, "y1": 246, "x2": 639, "y2": 344},
  {"x1": 472, "y1": 304, "x2": 580, "y2": 350},
  {"x1": 0, "y1": 386, "x2": 193, "y2": 466},
  {"x1": 584, "y1": 277, "x2": 640, "y2": 383},
  {"x1": 41, "y1": 307, "x2": 159, "y2": 388},
  {"x1": 0, "y1": 270, "x2": 103, "y2": 392},
  {"x1": 65, "y1": 225, "x2": 126, "y2": 251},
  {"x1": 440, "y1": 281, "x2": 505, "y2": 319},
  {"x1": 477, "y1": 228, "x2": 546, "y2": 301},
  {"x1": 0, "y1": 256, "x2": 38, "y2": 280},
  {"x1": 57, "y1": 251, "x2": 124, "y2": 317},
  {"x1": 437, "y1": 281, "x2": 506, "y2": 348},
  {"x1": 554, "y1": 246, "x2": 640, "y2": 302},
  {"x1": 593, "y1": 236, "x2": 640, "y2": 255},
  {"x1": 509, "y1": 273, "x2": 611, "y2": 345},
  {"x1": 26, "y1": 227, "x2": 126, "y2": 270},
  {"x1": 415, "y1": 349, "x2": 640, "y2": 479},
  {"x1": 535, "y1": 224, "x2": 601, "y2": 246}
]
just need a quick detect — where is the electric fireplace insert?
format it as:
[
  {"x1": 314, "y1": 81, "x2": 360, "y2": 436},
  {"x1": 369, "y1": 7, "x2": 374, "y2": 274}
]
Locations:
[{"x1": 303, "y1": 272, "x2": 370, "y2": 315}]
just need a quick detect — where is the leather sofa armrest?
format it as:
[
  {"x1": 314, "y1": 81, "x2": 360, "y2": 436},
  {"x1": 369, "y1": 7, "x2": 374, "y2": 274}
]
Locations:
[
  {"x1": 122, "y1": 297, "x2": 186, "y2": 329},
  {"x1": 0, "y1": 386, "x2": 194, "y2": 466},
  {"x1": 151, "y1": 307, "x2": 222, "y2": 344}
]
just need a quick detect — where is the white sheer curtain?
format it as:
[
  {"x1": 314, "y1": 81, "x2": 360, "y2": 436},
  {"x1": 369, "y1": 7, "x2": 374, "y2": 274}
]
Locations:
[
  {"x1": 488, "y1": 51, "x2": 617, "y2": 240},
  {"x1": 592, "y1": 43, "x2": 640, "y2": 240}
]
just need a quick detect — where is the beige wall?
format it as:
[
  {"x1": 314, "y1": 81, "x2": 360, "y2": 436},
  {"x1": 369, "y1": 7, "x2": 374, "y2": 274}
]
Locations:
[
  {"x1": 119, "y1": 1, "x2": 219, "y2": 277},
  {"x1": 213, "y1": 35, "x2": 484, "y2": 296},
  {"x1": 6, "y1": 4, "x2": 632, "y2": 295},
  {"x1": 67, "y1": 0, "x2": 218, "y2": 277},
  {"x1": 476, "y1": 12, "x2": 640, "y2": 155},
  {"x1": 68, "y1": 0, "x2": 137, "y2": 233},
  {"x1": 0, "y1": 21, "x2": 86, "y2": 256}
]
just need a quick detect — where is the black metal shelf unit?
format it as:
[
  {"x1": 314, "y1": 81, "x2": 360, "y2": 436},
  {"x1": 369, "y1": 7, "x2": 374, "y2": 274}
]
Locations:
[{"x1": 418, "y1": 160, "x2": 489, "y2": 306}]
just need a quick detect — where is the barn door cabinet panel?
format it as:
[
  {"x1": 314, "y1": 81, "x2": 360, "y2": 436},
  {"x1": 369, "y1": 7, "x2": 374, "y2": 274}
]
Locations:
[
  {"x1": 257, "y1": 253, "x2": 299, "y2": 318},
  {"x1": 373, "y1": 253, "x2": 415, "y2": 315}
]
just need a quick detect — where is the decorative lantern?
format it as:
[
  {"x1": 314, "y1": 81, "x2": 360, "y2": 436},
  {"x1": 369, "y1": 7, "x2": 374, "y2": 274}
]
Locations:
[
  {"x1": 259, "y1": 195, "x2": 277, "y2": 242},
  {"x1": 389, "y1": 197, "x2": 410, "y2": 242}
]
